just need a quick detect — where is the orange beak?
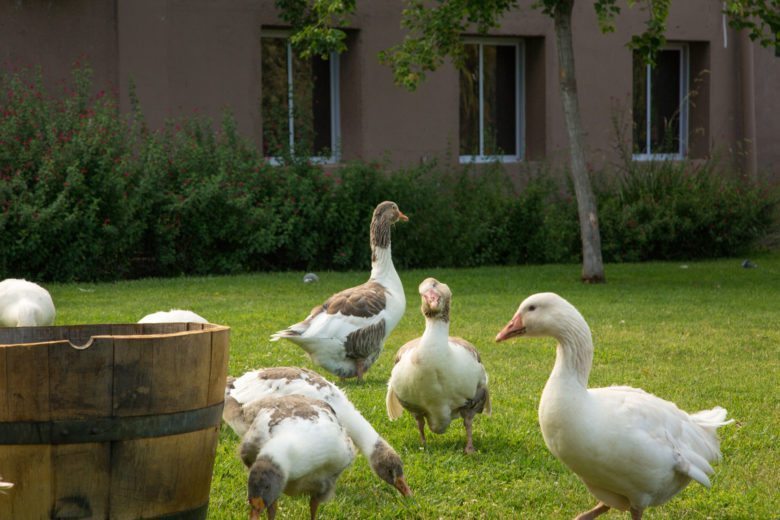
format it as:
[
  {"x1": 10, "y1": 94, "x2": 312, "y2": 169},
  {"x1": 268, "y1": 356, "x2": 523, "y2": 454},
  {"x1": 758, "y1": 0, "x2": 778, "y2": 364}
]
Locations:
[
  {"x1": 249, "y1": 497, "x2": 265, "y2": 520},
  {"x1": 397, "y1": 210, "x2": 409, "y2": 222},
  {"x1": 495, "y1": 313, "x2": 525, "y2": 342},
  {"x1": 395, "y1": 475, "x2": 413, "y2": 497}
]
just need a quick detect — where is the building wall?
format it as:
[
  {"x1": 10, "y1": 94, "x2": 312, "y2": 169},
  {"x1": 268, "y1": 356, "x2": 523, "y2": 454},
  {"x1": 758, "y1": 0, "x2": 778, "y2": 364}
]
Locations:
[{"x1": 1, "y1": 0, "x2": 778, "y2": 181}]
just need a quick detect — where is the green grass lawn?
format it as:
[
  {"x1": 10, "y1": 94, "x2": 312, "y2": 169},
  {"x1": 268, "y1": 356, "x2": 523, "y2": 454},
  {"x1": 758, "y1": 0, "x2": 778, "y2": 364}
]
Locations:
[{"x1": 48, "y1": 253, "x2": 780, "y2": 519}]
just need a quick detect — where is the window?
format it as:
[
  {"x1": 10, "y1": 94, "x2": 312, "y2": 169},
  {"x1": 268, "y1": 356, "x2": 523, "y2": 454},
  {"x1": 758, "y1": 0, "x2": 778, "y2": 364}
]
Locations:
[
  {"x1": 459, "y1": 39, "x2": 524, "y2": 163},
  {"x1": 632, "y1": 45, "x2": 689, "y2": 160},
  {"x1": 261, "y1": 30, "x2": 340, "y2": 162}
]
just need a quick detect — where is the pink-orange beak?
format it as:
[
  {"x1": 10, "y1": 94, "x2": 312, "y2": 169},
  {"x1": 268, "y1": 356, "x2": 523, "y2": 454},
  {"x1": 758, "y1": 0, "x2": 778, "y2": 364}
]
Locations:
[
  {"x1": 397, "y1": 210, "x2": 409, "y2": 222},
  {"x1": 423, "y1": 289, "x2": 440, "y2": 310},
  {"x1": 495, "y1": 313, "x2": 526, "y2": 342},
  {"x1": 395, "y1": 476, "x2": 413, "y2": 497}
]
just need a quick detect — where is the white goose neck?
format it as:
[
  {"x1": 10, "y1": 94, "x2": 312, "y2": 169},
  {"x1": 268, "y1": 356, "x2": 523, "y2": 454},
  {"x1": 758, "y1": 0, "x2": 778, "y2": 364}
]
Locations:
[
  {"x1": 549, "y1": 314, "x2": 593, "y2": 389},
  {"x1": 370, "y1": 245, "x2": 398, "y2": 282},
  {"x1": 421, "y1": 318, "x2": 450, "y2": 346}
]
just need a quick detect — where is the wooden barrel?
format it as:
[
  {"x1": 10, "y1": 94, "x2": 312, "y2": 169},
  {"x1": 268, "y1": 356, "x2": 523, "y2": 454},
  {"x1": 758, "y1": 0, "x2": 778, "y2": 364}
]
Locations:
[{"x1": 0, "y1": 322, "x2": 229, "y2": 519}]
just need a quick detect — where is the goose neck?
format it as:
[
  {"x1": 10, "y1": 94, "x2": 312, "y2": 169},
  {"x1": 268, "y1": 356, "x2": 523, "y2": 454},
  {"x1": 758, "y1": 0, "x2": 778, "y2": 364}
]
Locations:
[
  {"x1": 370, "y1": 246, "x2": 397, "y2": 280},
  {"x1": 549, "y1": 318, "x2": 593, "y2": 389},
  {"x1": 421, "y1": 318, "x2": 450, "y2": 346}
]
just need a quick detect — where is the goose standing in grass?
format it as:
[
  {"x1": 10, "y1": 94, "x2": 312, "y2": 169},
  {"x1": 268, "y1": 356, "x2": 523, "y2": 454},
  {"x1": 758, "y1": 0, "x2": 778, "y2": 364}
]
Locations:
[
  {"x1": 386, "y1": 278, "x2": 491, "y2": 454},
  {"x1": 271, "y1": 201, "x2": 408, "y2": 381},
  {"x1": 495, "y1": 292, "x2": 733, "y2": 520},
  {"x1": 0, "y1": 278, "x2": 55, "y2": 327},
  {"x1": 238, "y1": 394, "x2": 355, "y2": 520},
  {"x1": 138, "y1": 309, "x2": 208, "y2": 324},
  {"x1": 224, "y1": 366, "x2": 411, "y2": 496}
]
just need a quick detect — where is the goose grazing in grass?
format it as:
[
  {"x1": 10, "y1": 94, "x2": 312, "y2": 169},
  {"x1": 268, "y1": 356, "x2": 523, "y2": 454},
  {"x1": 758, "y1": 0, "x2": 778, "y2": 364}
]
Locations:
[
  {"x1": 224, "y1": 367, "x2": 411, "y2": 497},
  {"x1": 495, "y1": 292, "x2": 733, "y2": 520},
  {"x1": 271, "y1": 201, "x2": 408, "y2": 381},
  {"x1": 238, "y1": 394, "x2": 355, "y2": 520},
  {"x1": 138, "y1": 309, "x2": 208, "y2": 324},
  {"x1": 0, "y1": 278, "x2": 55, "y2": 327},
  {"x1": 386, "y1": 278, "x2": 491, "y2": 454}
]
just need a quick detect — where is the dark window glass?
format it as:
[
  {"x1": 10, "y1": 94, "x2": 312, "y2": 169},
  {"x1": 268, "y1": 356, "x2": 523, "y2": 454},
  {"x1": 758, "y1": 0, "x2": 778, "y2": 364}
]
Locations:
[
  {"x1": 459, "y1": 44, "x2": 479, "y2": 156},
  {"x1": 633, "y1": 49, "x2": 683, "y2": 155},
  {"x1": 311, "y1": 55, "x2": 332, "y2": 154},
  {"x1": 261, "y1": 38, "x2": 289, "y2": 157},
  {"x1": 632, "y1": 52, "x2": 648, "y2": 154},
  {"x1": 460, "y1": 42, "x2": 518, "y2": 157},
  {"x1": 484, "y1": 45, "x2": 517, "y2": 155},
  {"x1": 262, "y1": 37, "x2": 334, "y2": 158},
  {"x1": 651, "y1": 50, "x2": 681, "y2": 154}
]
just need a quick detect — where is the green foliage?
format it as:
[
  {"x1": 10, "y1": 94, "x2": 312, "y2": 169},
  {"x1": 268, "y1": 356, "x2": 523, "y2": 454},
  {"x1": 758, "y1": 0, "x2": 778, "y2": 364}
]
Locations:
[
  {"x1": 725, "y1": 0, "x2": 780, "y2": 48},
  {"x1": 597, "y1": 160, "x2": 777, "y2": 262},
  {"x1": 0, "y1": 66, "x2": 142, "y2": 281},
  {"x1": 1, "y1": 66, "x2": 775, "y2": 282}
]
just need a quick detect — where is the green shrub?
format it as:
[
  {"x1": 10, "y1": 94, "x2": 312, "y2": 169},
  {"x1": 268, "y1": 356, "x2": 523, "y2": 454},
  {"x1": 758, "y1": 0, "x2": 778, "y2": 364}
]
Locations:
[
  {"x1": 598, "y1": 160, "x2": 776, "y2": 261},
  {"x1": 1, "y1": 65, "x2": 775, "y2": 282},
  {"x1": 0, "y1": 67, "x2": 142, "y2": 281}
]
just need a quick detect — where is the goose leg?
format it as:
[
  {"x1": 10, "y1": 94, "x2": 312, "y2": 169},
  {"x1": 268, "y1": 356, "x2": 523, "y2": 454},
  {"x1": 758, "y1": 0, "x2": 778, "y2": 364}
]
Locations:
[
  {"x1": 415, "y1": 416, "x2": 427, "y2": 446},
  {"x1": 630, "y1": 507, "x2": 643, "y2": 520},
  {"x1": 463, "y1": 415, "x2": 476, "y2": 454},
  {"x1": 309, "y1": 496, "x2": 320, "y2": 520},
  {"x1": 355, "y1": 359, "x2": 365, "y2": 382},
  {"x1": 574, "y1": 502, "x2": 609, "y2": 520},
  {"x1": 267, "y1": 500, "x2": 278, "y2": 520}
]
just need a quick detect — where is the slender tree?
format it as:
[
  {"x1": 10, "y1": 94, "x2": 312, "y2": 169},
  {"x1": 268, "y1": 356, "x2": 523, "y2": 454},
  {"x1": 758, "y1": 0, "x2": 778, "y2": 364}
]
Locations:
[{"x1": 274, "y1": 0, "x2": 776, "y2": 282}]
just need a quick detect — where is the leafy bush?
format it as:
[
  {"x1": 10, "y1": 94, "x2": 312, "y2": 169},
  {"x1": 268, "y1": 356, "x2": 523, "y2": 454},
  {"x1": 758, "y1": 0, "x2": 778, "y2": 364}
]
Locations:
[
  {"x1": 0, "y1": 67, "x2": 142, "y2": 281},
  {"x1": 598, "y1": 160, "x2": 776, "y2": 261},
  {"x1": 1, "y1": 65, "x2": 775, "y2": 282}
]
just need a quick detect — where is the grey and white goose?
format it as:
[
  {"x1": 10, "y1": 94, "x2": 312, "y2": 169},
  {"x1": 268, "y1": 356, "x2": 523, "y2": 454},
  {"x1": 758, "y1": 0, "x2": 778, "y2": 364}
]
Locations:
[
  {"x1": 386, "y1": 278, "x2": 491, "y2": 453},
  {"x1": 271, "y1": 201, "x2": 408, "y2": 381},
  {"x1": 224, "y1": 367, "x2": 411, "y2": 496},
  {"x1": 238, "y1": 394, "x2": 355, "y2": 520}
]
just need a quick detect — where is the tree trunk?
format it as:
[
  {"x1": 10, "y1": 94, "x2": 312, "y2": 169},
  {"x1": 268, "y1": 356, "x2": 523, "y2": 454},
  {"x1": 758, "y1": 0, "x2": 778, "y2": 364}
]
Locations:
[{"x1": 553, "y1": 1, "x2": 606, "y2": 283}]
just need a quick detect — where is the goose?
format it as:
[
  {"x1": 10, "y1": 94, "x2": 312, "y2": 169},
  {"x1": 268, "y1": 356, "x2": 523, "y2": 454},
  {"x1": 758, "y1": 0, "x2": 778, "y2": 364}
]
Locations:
[
  {"x1": 0, "y1": 476, "x2": 12, "y2": 494},
  {"x1": 224, "y1": 366, "x2": 411, "y2": 496},
  {"x1": 495, "y1": 292, "x2": 733, "y2": 520},
  {"x1": 386, "y1": 278, "x2": 491, "y2": 454},
  {"x1": 238, "y1": 394, "x2": 355, "y2": 520},
  {"x1": 138, "y1": 309, "x2": 208, "y2": 324},
  {"x1": 271, "y1": 201, "x2": 408, "y2": 381},
  {"x1": 0, "y1": 278, "x2": 55, "y2": 327}
]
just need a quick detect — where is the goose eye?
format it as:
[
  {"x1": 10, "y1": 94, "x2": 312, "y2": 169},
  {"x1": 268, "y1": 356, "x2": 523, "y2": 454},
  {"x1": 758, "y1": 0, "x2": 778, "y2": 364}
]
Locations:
[{"x1": 528, "y1": 305, "x2": 536, "y2": 312}]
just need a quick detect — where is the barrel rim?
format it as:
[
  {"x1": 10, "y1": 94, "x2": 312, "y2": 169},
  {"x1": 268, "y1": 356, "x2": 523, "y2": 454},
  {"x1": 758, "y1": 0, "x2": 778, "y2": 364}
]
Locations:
[{"x1": 0, "y1": 322, "x2": 230, "y2": 349}]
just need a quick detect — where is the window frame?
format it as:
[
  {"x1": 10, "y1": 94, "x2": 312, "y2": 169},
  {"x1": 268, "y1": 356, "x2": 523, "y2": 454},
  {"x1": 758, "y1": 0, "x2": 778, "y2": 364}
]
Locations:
[
  {"x1": 459, "y1": 37, "x2": 525, "y2": 164},
  {"x1": 261, "y1": 29, "x2": 341, "y2": 164},
  {"x1": 632, "y1": 43, "x2": 690, "y2": 162}
]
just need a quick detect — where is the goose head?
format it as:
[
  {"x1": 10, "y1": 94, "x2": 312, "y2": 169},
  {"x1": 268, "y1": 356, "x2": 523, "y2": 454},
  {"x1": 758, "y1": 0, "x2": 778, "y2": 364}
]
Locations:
[
  {"x1": 370, "y1": 201, "x2": 408, "y2": 250},
  {"x1": 419, "y1": 277, "x2": 451, "y2": 321},
  {"x1": 495, "y1": 292, "x2": 581, "y2": 342},
  {"x1": 248, "y1": 457, "x2": 285, "y2": 520},
  {"x1": 369, "y1": 439, "x2": 412, "y2": 497}
]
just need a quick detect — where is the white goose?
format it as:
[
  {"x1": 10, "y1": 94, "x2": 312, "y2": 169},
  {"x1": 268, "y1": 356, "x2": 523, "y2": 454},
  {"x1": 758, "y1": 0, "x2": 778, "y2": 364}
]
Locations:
[
  {"x1": 238, "y1": 394, "x2": 355, "y2": 520},
  {"x1": 138, "y1": 309, "x2": 208, "y2": 324},
  {"x1": 386, "y1": 278, "x2": 491, "y2": 453},
  {"x1": 495, "y1": 292, "x2": 733, "y2": 520},
  {"x1": 271, "y1": 201, "x2": 408, "y2": 381},
  {"x1": 223, "y1": 367, "x2": 411, "y2": 496},
  {"x1": 0, "y1": 476, "x2": 12, "y2": 494},
  {"x1": 0, "y1": 278, "x2": 55, "y2": 327}
]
